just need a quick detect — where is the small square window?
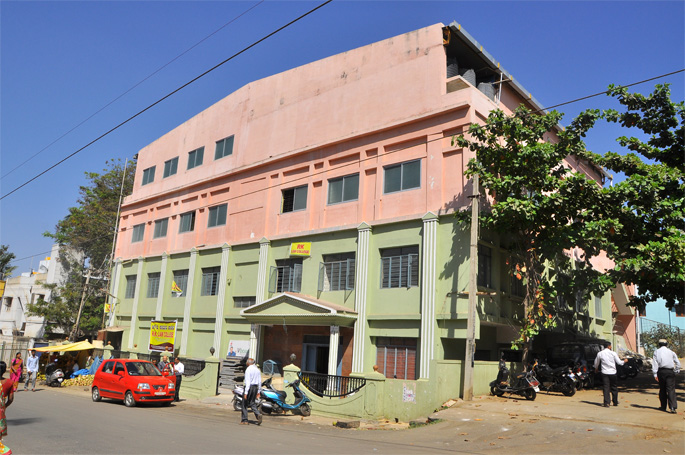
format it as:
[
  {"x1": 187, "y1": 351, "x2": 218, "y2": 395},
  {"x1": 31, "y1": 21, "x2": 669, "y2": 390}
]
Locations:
[
  {"x1": 187, "y1": 147, "x2": 204, "y2": 170},
  {"x1": 153, "y1": 218, "x2": 168, "y2": 238},
  {"x1": 215, "y1": 136, "x2": 234, "y2": 160},
  {"x1": 131, "y1": 223, "x2": 145, "y2": 243},
  {"x1": 207, "y1": 204, "x2": 227, "y2": 228},
  {"x1": 328, "y1": 174, "x2": 359, "y2": 204},
  {"x1": 142, "y1": 166, "x2": 156, "y2": 186},
  {"x1": 282, "y1": 185, "x2": 308, "y2": 213},
  {"x1": 179, "y1": 211, "x2": 196, "y2": 233},
  {"x1": 383, "y1": 160, "x2": 420, "y2": 194},
  {"x1": 163, "y1": 157, "x2": 178, "y2": 178}
]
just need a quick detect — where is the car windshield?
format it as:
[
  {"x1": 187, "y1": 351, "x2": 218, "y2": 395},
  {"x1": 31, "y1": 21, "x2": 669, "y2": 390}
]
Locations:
[{"x1": 125, "y1": 361, "x2": 161, "y2": 376}]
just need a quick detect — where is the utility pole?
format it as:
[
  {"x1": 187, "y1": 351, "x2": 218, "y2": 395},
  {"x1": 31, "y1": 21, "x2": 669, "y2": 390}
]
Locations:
[
  {"x1": 463, "y1": 174, "x2": 479, "y2": 401},
  {"x1": 71, "y1": 268, "x2": 91, "y2": 341}
]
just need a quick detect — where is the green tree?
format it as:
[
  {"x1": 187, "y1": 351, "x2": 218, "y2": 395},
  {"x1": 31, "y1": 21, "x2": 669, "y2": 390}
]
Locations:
[
  {"x1": 28, "y1": 159, "x2": 136, "y2": 338},
  {"x1": 0, "y1": 244, "x2": 17, "y2": 280}
]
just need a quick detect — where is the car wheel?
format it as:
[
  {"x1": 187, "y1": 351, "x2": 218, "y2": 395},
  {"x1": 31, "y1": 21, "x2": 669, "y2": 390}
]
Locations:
[
  {"x1": 92, "y1": 387, "x2": 102, "y2": 402},
  {"x1": 124, "y1": 391, "x2": 136, "y2": 407}
]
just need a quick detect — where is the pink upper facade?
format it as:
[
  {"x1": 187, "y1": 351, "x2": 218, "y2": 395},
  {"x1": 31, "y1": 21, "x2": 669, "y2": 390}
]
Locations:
[{"x1": 116, "y1": 23, "x2": 596, "y2": 261}]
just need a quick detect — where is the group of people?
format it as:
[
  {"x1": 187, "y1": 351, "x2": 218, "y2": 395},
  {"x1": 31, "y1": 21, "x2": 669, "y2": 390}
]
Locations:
[
  {"x1": 593, "y1": 339, "x2": 681, "y2": 413},
  {"x1": 153, "y1": 355, "x2": 184, "y2": 401}
]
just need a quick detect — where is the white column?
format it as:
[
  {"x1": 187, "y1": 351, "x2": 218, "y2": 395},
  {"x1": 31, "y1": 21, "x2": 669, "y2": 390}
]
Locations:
[
  {"x1": 420, "y1": 213, "x2": 438, "y2": 379},
  {"x1": 180, "y1": 248, "x2": 198, "y2": 356},
  {"x1": 127, "y1": 257, "x2": 144, "y2": 349},
  {"x1": 108, "y1": 259, "x2": 122, "y2": 327},
  {"x1": 328, "y1": 325, "x2": 340, "y2": 376},
  {"x1": 249, "y1": 323, "x2": 260, "y2": 361},
  {"x1": 155, "y1": 252, "x2": 168, "y2": 320},
  {"x1": 250, "y1": 238, "x2": 270, "y2": 360},
  {"x1": 351, "y1": 223, "x2": 372, "y2": 373},
  {"x1": 213, "y1": 244, "x2": 231, "y2": 358}
]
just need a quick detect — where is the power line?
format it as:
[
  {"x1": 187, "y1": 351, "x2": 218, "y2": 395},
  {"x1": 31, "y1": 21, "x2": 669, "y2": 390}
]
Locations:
[
  {"x1": 1, "y1": 1, "x2": 266, "y2": 180},
  {"x1": 8, "y1": 69, "x2": 683, "y2": 265},
  {"x1": 0, "y1": 0, "x2": 333, "y2": 201}
]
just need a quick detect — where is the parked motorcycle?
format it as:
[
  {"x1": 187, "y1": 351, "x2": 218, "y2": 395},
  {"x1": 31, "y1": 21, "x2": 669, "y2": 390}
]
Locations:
[
  {"x1": 490, "y1": 359, "x2": 540, "y2": 401},
  {"x1": 45, "y1": 363, "x2": 65, "y2": 387},
  {"x1": 617, "y1": 357, "x2": 639, "y2": 380},
  {"x1": 570, "y1": 362, "x2": 590, "y2": 390},
  {"x1": 531, "y1": 361, "x2": 576, "y2": 396},
  {"x1": 260, "y1": 376, "x2": 312, "y2": 416},
  {"x1": 232, "y1": 378, "x2": 272, "y2": 411}
]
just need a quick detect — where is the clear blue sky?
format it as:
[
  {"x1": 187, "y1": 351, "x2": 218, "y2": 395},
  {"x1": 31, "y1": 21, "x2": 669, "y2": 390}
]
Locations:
[{"x1": 1, "y1": 1, "x2": 683, "y2": 288}]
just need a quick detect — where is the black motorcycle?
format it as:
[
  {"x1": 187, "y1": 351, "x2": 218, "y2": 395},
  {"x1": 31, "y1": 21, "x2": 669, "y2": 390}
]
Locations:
[
  {"x1": 617, "y1": 357, "x2": 639, "y2": 380},
  {"x1": 490, "y1": 359, "x2": 540, "y2": 401},
  {"x1": 531, "y1": 361, "x2": 577, "y2": 396}
]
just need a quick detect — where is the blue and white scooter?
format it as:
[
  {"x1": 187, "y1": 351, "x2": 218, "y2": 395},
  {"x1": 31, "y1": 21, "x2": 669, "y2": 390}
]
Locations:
[{"x1": 259, "y1": 377, "x2": 312, "y2": 417}]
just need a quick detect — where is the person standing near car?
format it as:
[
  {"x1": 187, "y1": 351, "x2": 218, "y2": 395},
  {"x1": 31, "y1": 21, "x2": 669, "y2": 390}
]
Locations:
[
  {"x1": 594, "y1": 343, "x2": 625, "y2": 407},
  {"x1": 173, "y1": 357, "x2": 184, "y2": 402},
  {"x1": 652, "y1": 339, "x2": 681, "y2": 414},
  {"x1": 241, "y1": 358, "x2": 262, "y2": 425},
  {"x1": 24, "y1": 350, "x2": 39, "y2": 392}
]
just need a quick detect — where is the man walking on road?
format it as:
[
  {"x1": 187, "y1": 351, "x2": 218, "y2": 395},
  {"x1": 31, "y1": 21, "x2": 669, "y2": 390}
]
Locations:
[
  {"x1": 241, "y1": 358, "x2": 262, "y2": 425},
  {"x1": 24, "y1": 350, "x2": 39, "y2": 391},
  {"x1": 652, "y1": 339, "x2": 681, "y2": 414},
  {"x1": 594, "y1": 343, "x2": 625, "y2": 407},
  {"x1": 173, "y1": 357, "x2": 184, "y2": 402}
]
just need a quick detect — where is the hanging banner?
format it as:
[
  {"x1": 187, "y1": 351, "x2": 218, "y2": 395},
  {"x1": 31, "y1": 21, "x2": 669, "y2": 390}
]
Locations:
[
  {"x1": 227, "y1": 340, "x2": 250, "y2": 358},
  {"x1": 149, "y1": 320, "x2": 177, "y2": 352}
]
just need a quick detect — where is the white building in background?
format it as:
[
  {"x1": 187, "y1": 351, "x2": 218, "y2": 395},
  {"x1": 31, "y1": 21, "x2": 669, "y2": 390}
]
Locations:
[{"x1": 0, "y1": 244, "x2": 69, "y2": 345}]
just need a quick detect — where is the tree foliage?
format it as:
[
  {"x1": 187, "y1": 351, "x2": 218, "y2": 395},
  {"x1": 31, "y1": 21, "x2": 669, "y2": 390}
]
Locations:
[
  {"x1": 29, "y1": 159, "x2": 136, "y2": 338},
  {"x1": 0, "y1": 244, "x2": 17, "y2": 280}
]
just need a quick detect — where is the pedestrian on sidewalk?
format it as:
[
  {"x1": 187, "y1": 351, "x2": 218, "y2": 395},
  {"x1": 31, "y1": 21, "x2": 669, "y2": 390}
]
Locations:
[
  {"x1": 23, "y1": 351, "x2": 39, "y2": 392},
  {"x1": 594, "y1": 343, "x2": 625, "y2": 407},
  {"x1": 241, "y1": 358, "x2": 262, "y2": 425},
  {"x1": 173, "y1": 357, "x2": 184, "y2": 402},
  {"x1": 652, "y1": 339, "x2": 681, "y2": 414}
]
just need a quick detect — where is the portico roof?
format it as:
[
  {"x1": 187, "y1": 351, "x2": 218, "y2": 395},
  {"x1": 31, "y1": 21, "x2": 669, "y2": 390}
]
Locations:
[{"x1": 240, "y1": 292, "x2": 357, "y2": 327}]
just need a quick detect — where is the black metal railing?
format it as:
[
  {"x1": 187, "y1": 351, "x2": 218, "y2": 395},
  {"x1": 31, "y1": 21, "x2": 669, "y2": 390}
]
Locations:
[{"x1": 298, "y1": 371, "x2": 366, "y2": 398}]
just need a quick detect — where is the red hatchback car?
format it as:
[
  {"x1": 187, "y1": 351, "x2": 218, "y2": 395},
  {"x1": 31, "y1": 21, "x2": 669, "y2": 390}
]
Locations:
[{"x1": 92, "y1": 359, "x2": 175, "y2": 407}]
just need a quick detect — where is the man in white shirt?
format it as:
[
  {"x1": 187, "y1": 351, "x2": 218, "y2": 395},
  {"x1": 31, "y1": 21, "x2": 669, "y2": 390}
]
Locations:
[
  {"x1": 241, "y1": 358, "x2": 262, "y2": 425},
  {"x1": 24, "y1": 350, "x2": 40, "y2": 391},
  {"x1": 594, "y1": 343, "x2": 625, "y2": 407},
  {"x1": 173, "y1": 357, "x2": 184, "y2": 402},
  {"x1": 652, "y1": 339, "x2": 681, "y2": 413}
]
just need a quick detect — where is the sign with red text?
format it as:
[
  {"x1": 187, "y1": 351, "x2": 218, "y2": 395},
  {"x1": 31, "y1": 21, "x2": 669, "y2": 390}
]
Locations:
[
  {"x1": 290, "y1": 242, "x2": 311, "y2": 257},
  {"x1": 149, "y1": 320, "x2": 177, "y2": 352}
]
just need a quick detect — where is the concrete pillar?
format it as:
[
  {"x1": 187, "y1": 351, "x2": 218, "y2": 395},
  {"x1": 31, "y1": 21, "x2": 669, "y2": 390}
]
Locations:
[
  {"x1": 213, "y1": 244, "x2": 231, "y2": 358},
  {"x1": 180, "y1": 248, "x2": 198, "y2": 356},
  {"x1": 352, "y1": 222, "x2": 372, "y2": 373},
  {"x1": 420, "y1": 212, "x2": 438, "y2": 379},
  {"x1": 127, "y1": 257, "x2": 144, "y2": 349},
  {"x1": 328, "y1": 325, "x2": 340, "y2": 376},
  {"x1": 154, "y1": 252, "x2": 168, "y2": 320},
  {"x1": 250, "y1": 238, "x2": 270, "y2": 361},
  {"x1": 108, "y1": 259, "x2": 122, "y2": 327}
]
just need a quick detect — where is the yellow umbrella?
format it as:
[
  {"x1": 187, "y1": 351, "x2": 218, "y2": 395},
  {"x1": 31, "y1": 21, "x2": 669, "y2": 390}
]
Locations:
[{"x1": 34, "y1": 340, "x2": 96, "y2": 352}]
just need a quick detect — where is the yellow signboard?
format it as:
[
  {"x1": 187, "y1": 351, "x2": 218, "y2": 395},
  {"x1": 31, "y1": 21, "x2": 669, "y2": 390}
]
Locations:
[
  {"x1": 104, "y1": 303, "x2": 112, "y2": 313},
  {"x1": 290, "y1": 242, "x2": 311, "y2": 257},
  {"x1": 149, "y1": 320, "x2": 177, "y2": 352},
  {"x1": 0, "y1": 280, "x2": 5, "y2": 299}
]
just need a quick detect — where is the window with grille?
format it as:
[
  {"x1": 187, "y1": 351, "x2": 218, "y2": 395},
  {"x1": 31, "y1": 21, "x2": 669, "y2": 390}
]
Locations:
[
  {"x1": 163, "y1": 157, "x2": 178, "y2": 178},
  {"x1": 171, "y1": 270, "x2": 189, "y2": 297},
  {"x1": 131, "y1": 223, "x2": 145, "y2": 243},
  {"x1": 153, "y1": 218, "x2": 168, "y2": 238},
  {"x1": 327, "y1": 174, "x2": 359, "y2": 204},
  {"x1": 383, "y1": 159, "x2": 420, "y2": 194},
  {"x1": 142, "y1": 166, "x2": 155, "y2": 186},
  {"x1": 187, "y1": 147, "x2": 204, "y2": 170},
  {"x1": 147, "y1": 272, "x2": 160, "y2": 298},
  {"x1": 234, "y1": 296, "x2": 256, "y2": 308},
  {"x1": 215, "y1": 135, "x2": 234, "y2": 160},
  {"x1": 281, "y1": 185, "x2": 308, "y2": 213},
  {"x1": 380, "y1": 246, "x2": 419, "y2": 288},
  {"x1": 179, "y1": 211, "x2": 196, "y2": 233},
  {"x1": 207, "y1": 204, "x2": 227, "y2": 228},
  {"x1": 376, "y1": 337, "x2": 417, "y2": 380},
  {"x1": 510, "y1": 263, "x2": 525, "y2": 298},
  {"x1": 477, "y1": 244, "x2": 492, "y2": 288},
  {"x1": 594, "y1": 295, "x2": 603, "y2": 318},
  {"x1": 269, "y1": 259, "x2": 303, "y2": 293},
  {"x1": 125, "y1": 275, "x2": 137, "y2": 299},
  {"x1": 318, "y1": 253, "x2": 355, "y2": 291},
  {"x1": 201, "y1": 267, "x2": 221, "y2": 296}
]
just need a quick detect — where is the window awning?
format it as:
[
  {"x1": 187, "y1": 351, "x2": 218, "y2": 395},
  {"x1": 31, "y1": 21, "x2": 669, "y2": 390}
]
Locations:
[{"x1": 240, "y1": 292, "x2": 357, "y2": 327}]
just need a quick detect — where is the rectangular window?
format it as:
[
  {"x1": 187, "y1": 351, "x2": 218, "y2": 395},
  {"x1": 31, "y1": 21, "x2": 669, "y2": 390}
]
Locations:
[
  {"x1": 30, "y1": 294, "x2": 45, "y2": 304},
  {"x1": 147, "y1": 272, "x2": 161, "y2": 299},
  {"x1": 477, "y1": 244, "x2": 492, "y2": 288},
  {"x1": 207, "y1": 204, "x2": 227, "y2": 228},
  {"x1": 510, "y1": 262, "x2": 525, "y2": 298},
  {"x1": 153, "y1": 218, "x2": 168, "y2": 238},
  {"x1": 201, "y1": 267, "x2": 221, "y2": 296},
  {"x1": 131, "y1": 223, "x2": 145, "y2": 243},
  {"x1": 318, "y1": 253, "x2": 355, "y2": 291},
  {"x1": 375, "y1": 337, "x2": 417, "y2": 380},
  {"x1": 125, "y1": 275, "x2": 137, "y2": 299},
  {"x1": 234, "y1": 296, "x2": 256, "y2": 309},
  {"x1": 187, "y1": 147, "x2": 204, "y2": 170},
  {"x1": 327, "y1": 174, "x2": 359, "y2": 204},
  {"x1": 215, "y1": 135, "x2": 234, "y2": 160},
  {"x1": 142, "y1": 166, "x2": 156, "y2": 186},
  {"x1": 594, "y1": 295, "x2": 603, "y2": 319},
  {"x1": 675, "y1": 303, "x2": 685, "y2": 317},
  {"x1": 380, "y1": 246, "x2": 419, "y2": 288},
  {"x1": 281, "y1": 185, "x2": 308, "y2": 213},
  {"x1": 163, "y1": 157, "x2": 179, "y2": 178},
  {"x1": 179, "y1": 211, "x2": 196, "y2": 233},
  {"x1": 3, "y1": 297, "x2": 12, "y2": 309},
  {"x1": 269, "y1": 259, "x2": 303, "y2": 293},
  {"x1": 383, "y1": 159, "x2": 420, "y2": 194},
  {"x1": 171, "y1": 270, "x2": 189, "y2": 297}
]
